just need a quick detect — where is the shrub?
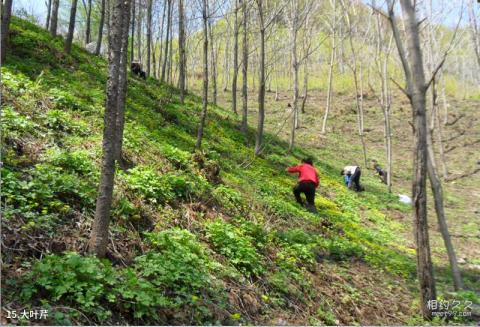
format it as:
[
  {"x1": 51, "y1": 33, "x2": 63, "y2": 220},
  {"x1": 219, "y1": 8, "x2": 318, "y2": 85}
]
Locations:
[
  {"x1": 1, "y1": 164, "x2": 95, "y2": 229},
  {"x1": 212, "y1": 185, "x2": 245, "y2": 214},
  {"x1": 206, "y1": 219, "x2": 265, "y2": 277},
  {"x1": 1, "y1": 105, "x2": 39, "y2": 139},
  {"x1": 21, "y1": 252, "x2": 117, "y2": 322},
  {"x1": 49, "y1": 87, "x2": 85, "y2": 111},
  {"x1": 122, "y1": 166, "x2": 174, "y2": 204},
  {"x1": 161, "y1": 144, "x2": 191, "y2": 168},
  {"x1": 44, "y1": 147, "x2": 97, "y2": 177},
  {"x1": 42, "y1": 109, "x2": 89, "y2": 135},
  {"x1": 123, "y1": 166, "x2": 210, "y2": 204}
]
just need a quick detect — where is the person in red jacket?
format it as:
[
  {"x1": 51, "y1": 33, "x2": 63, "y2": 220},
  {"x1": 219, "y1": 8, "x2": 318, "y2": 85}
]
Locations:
[{"x1": 287, "y1": 157, "x2": 319, "y2": 213}]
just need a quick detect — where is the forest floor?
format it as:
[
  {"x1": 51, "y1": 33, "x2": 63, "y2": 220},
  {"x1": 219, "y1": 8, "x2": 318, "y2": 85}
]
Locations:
[
  {"x1": 213, "y1": 84, "x2": 480, "y2": 293},
  {"x1": 1, "y1": 17, "x2": 479, "y2": 326}
]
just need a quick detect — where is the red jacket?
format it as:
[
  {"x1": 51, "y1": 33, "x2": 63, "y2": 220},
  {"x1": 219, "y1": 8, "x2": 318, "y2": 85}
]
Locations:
[{"x1": 287, "y1": 164, "x2": 319, "y2": 188}]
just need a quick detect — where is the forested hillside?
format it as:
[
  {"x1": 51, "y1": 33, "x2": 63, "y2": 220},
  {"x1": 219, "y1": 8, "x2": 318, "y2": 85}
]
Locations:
[{"x1": 1, "y1": 0, "x2": 479, "y2": 325}]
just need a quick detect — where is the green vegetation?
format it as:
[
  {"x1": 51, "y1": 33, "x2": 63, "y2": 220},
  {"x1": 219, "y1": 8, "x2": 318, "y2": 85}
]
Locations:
[{"x1": 2, "y1": 17, "x2": 478, "y2": 326}]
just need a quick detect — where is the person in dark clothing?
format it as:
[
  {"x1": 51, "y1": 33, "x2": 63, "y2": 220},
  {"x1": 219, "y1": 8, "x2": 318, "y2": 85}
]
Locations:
[
  {"x1": 287, "y1": 158, "x2": 319, "y2": 213},
  {"x1": 372, "y1": 160, "x2": 388, "y2": 184},
  {"x1": 341, "y1": 165, "x2": 364, "y2": 192}
]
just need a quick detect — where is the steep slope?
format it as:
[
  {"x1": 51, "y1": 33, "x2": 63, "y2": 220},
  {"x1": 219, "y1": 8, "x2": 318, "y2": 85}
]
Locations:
[{"x1": 0, "y1": 18, "x2": 476, "y2": 325}]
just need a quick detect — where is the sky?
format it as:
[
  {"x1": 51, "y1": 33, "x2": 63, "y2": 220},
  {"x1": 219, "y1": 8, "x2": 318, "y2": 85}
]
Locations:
[{"x1": 13, "y1": 0, "x2": 476, "y2": 30}]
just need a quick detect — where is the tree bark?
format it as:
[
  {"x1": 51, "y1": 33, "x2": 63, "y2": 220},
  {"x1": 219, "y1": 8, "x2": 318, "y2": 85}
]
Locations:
[
  {"x1": 95, "y1": 0, "x2": 106, "y2": 55},
  {"x1": 288, "y1": 0, "x2": 299, "y2": 152},
  {"x1": 46, "y1": 0, "x2": 52, "y2": 29},
  {"x1": 196, "y1": 0, "x2": 209, "y2": 150},
  {"x1": 161, "y1": 0, "x2": 171, "y2": 83},
  {"x1": 157, "y1": 0, "x2": 166, "y2": 77},
  {"x1": 427, "y1": 118, "x2": 463, "y2": 291},
  {"x1": 85, "y1": 0, "x2": 92, "y2": 44},
  {"x1": 388, "y1": 0, "x2": 436, "y2": 319},
  {"x1": 65, "y1": 0, "x2": 79, "y2": 54},
  {"x1": 1, "y1": 0, "x2": 13, "y2": 64},
  {"x1": 136, "y1": 0, "x2": 142, "y2": 62},
  {"x1": 167, "y1": 9, "x2": 173, "y2": 84},
  {"x1": 468, "y1": 0, "x2": 480, "y2": 70},
  {"x1": 231, "y1": 0, "x2": 239, "y2": 114},
  {"x1": 146, "y1": 0, "x2": 152, "y2": 77},
  {"x1": 130, "y1": 0, "x2": 135, "y2": 61},
  {"x1": 88, "y1": 0, "x2": 131, "y2": 257},
  {"x1": 321, "y1": 0, "x2": 337, "y2": 134},
  {"x1": 208, "y1": 19, "x2": 217, "y2": 105},
  {"x1": 178, "y1": 0, "x2": 186, "y2": 103},
  {"x1": 300, "y1": 58, "x2": 308, "y2": 113},
  {"x1": 241, "y1": 0, "x2": 248, "y2": 135},
  {"x1": 254, "y1": 0, "x2": 265, "y2": 155},
  {"x1": 49, "y1": 0, "x2": 60, "y2": 37},
  {"x1": 114, "y1": 0, "x2": 131, "y2": 165}
]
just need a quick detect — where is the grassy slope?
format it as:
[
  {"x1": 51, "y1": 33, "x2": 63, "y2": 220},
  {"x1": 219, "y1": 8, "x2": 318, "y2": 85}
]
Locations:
[{"x1": 1, "y1": 18, "x2": 477, "y2": 325}]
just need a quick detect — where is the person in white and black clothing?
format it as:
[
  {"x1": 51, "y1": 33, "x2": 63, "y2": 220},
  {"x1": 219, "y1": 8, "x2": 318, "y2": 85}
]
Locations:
[{"x1": 341, "y1": 165, "x2": 364, "y2": 192}]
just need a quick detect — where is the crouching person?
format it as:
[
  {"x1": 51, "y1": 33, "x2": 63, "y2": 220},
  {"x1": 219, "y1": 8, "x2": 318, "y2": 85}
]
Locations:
[
  {"x1": 341, "y1": 165, "x2": 364, "y2": 192},
  {"x1": 287, "y1": 158, "x2": 319, "y2": 213}
]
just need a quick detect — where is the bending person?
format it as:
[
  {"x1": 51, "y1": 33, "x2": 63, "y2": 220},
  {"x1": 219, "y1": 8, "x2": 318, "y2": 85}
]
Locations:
[
  {"x1": 287, "y1": 158, "x2": 319, "y2": 213},
  {"x1": 341, "y1": 165, "x2": 364, "y2": 192}
]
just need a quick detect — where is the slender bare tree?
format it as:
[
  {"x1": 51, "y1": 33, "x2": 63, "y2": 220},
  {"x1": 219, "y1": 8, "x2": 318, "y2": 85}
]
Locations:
[
  {"x1": 386, "y1": 0, "x2": 436, "y2": 319},
  {"x1": 178, "y1": 0, "x2": 186, "y2": 102},
  {"x1": 46, "y1": 0, "x2": 52, "y2": 29},
  {"x1": 95, "y1": 0, "x2": 106, "y2": 55},
  {"x1": 241, "y1": 0, "x2": 249, "y2": 135},
  {"x1": 88, "y1": 0, "x2": 131, "y2": 257},
  {"x1": 49, "y1": 0, "x2": 60, "y2": 37},
  {"x1": 146, "y1": 0, "x2": 152, "y2": 76},
  {"x1": 1, "y1": 0, "x2": 13, "y2": 64},
  {"x1": 65, "y1": 0, "x2": 79, "y2": 54},
  {"x1": 468, "y1": 0, "x2": 480, "y2": 69},
  {"x1": 84, "y1": 0, "x2": 92, "y2": 44},
  {"x1": 321, "y1": 0, "x2": 337, "y2": 134},
  {"x1": 161, "y1": 0, "x2": 172, "y2": 82},
  {"x1": 231, "y1": 0, "x2": 239, "y2": 114},
  {"x1": 196, "y1": 0, "x2": 209, "y2": 149}
]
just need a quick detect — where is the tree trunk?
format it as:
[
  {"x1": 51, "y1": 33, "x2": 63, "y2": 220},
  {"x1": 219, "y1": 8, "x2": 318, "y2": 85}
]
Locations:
[
  {"x1": 136, "y1": 0, "x2": 142, "y2": 62},
  {"x1": 321, "y1": 0, "x2": 337, "y2": 134},
  {"x1": 46, "y1": 0, "x2": 52, "y2": 29},
  {"x1": 254, "y1": 0, "x2": 265, "y2": 155},
  {"x1": 146, "y1": 0, "x2": 152, "y2": 77},
  {"x1": 1, "y1": 0, "x2": 13, "y2": 64},
  {"x1": 241, "y1": 0, "x2": 248, "y2": 135},
  {"x1": 167, "y1": 11, "x2": 173, "y2": 84},
  {"x1": 85, "y1": 0, "x2": 92, "y2": 44},
  {"x1": 65, "y1": 0, "x2": 79, "y2": 54},
  {"x1": 208, "y1": 19, "x2": 217, "y2": 105},
  {"x1": 427, "y1": 119, "x2": 463, "y2": 291},
  {"x1": 95, "y1": 0, "x2": 106, "y2": 55},
  {"x1": 114, "y1": 0, "x2": 131, "y2": 165},
  {"x1": 300, "y1": 58, "x2": 308, "y2": 113},
  {"x1": 130, "y1": 0, "x2": 135, "y2": 61},
  {"x1": 388, "y1": 0, "x2": 436, "y2": 319},
  {"x1": 222, "y1": 12, "x2": 231, "y2": 92},
  {"x1": 288, "y1": 0, "x2": 299, "y2": 152},
  {"x1": 178, "y1": 0, "x2": 186, "y2": 103},
  {"x1": 157, "y1": 0, "x2": 166, "y2": 77},
  {"x1": 49, "y1": 0, "x2": 60, "y2": 37},
  {"x1": 231, "y1": 0, "x2": 239, "y2": 114},
  {"x1": 161, "y1": 0, "x2": 171, "y2": 83},
  {"x1": 88, "y1": 0, "x2": 131, "y2": 257},
  {"x1": 196, "y1": 0, "x2": 209, "y2": 150},
  {"x1": 468, "y1": 0, "x2": 480, "y2": 70}
]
